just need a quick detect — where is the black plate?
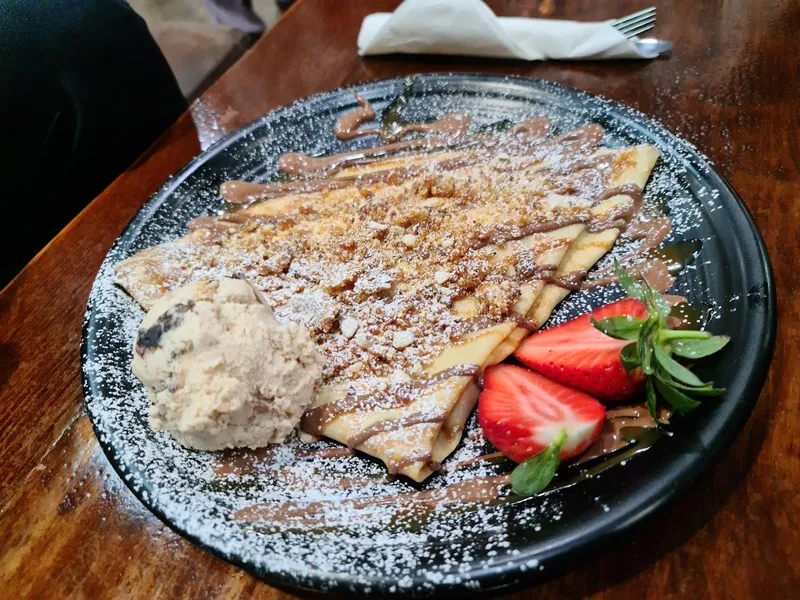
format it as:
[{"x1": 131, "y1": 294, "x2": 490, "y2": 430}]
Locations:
[{"x1": 81, "y1": 74, "x2": 775, "y2": 597}]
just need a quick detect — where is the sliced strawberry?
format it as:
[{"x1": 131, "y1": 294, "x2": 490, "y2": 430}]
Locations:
[
  {"x1": 514, "y1": 299, "x2": 649, "y2": 402},
  {"x1": 478, "y1": 364, "x2": 605, "y2": 463}
]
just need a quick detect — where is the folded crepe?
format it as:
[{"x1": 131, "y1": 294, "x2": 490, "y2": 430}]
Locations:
[{"x1": 116, "y1": 120, "x2": 659, "y2": 481}]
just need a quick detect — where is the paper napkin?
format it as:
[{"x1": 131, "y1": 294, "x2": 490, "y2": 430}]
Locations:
[{"x1": 358, "y1": 0, "x2": 654, "y2": 60}]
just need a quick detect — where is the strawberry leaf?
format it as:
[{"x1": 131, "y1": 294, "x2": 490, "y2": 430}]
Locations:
[
  {"x1": 638, "y1": 319, "x2": 657, "y2": 375},
  {"x1": 641, "y1": 276, "x2": 671, "y2": 321},
  {"x1": 610, "y1": 257, "x2": 729, "y2": 419},
  {"x1": 671, "y1": 335, "x2": 730, "y2": 359},
  {"x1": 591, "y1": 316, "x2": 646, "y2": 340},
  {"x1": 646, "y1": 379, "x2": 658, "y2": 421},
  {"x1": 511, "y1": 430, "x2": 567, "y2": 497},
  {"x1": 614, "y1": 259, "x2": 646, "y2": 302},
  {"x1": 654, "y1": 371, "x2": 725, "y2": 396},
  {"x1": 620, "y1": 342, "x2": 641, "y2": 371},
  {"x1": 654, "y1": 378, "x2": 702, "y2": 414},
  {"x1": 653, "y1": 343, "x2": 706, "y2": 387}
]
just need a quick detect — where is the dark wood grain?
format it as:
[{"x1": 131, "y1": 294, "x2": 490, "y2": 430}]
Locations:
[{"x1": 1, "y1": 0, "x2": 798, "y2": 597}]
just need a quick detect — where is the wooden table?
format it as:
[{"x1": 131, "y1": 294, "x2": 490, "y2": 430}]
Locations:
[{"x1": 2, "y1": 1, "x2": 798, "y2": 597}]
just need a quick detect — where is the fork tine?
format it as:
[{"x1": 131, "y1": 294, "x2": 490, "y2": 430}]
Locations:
[
  {"x1": 616, "y1": 16, "x2": 656, "y2": 36},
  {"x1": 614, "y1": 12, "x2": 656, "y2": 33},
  {"x1": 617, "y1": 11, "x2": 656, "y2": 27},
  {"x1": 621, "y1": 22, "x2": 656, "y2": 38},
  {"x1": 611, "y1": 7, "x2": 656, "y2": 28}
]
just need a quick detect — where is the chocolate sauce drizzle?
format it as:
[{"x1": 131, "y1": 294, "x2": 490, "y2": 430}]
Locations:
[
  {"x1": 233, "y1": 475, "x2": 509, "y2": 526},
  {"x1": 201, "y1": 93, "x2": 687, "y2": 515},
  {"x1": 215, "y1": 107, "x2": 592, "y2": 206},
  {"x1": 207, "y1": 104, "x2": 670, "y2": 297},
  {"x1": 469, "y1": 216, "x2": 591, "y2": 250},
  {"x1": 334, "y1": 92, "x2": 470, "y2": 143},
  {"x1": 227, "y1": 402, "x2": 665, "y2": 527},
  {"x1": 347, "y1": 410, "x2": 447, "y2": 450},
  {"x1": 300, "y1": 364, "x2": 480, "y2": 436}
]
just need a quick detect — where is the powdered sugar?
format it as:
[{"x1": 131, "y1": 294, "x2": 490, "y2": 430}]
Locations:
[{"x1": 82, "y1": 75, "x2": 743, "y2": 595}]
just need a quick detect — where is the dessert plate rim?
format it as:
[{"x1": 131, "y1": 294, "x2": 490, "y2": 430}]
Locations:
[{"x1": 81, "y1": 73, "x2": 776, "y2": 597}]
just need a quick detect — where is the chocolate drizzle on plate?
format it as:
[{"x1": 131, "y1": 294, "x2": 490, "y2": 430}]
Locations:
[
  {"x1": 225, "y1": 400, "x2": 667, "y2": 527},
  {"x1": 577, "y1": 404, "x2": 669, "y2": 464},
  {"x1": 233, "y1": 475, "x2": 510, "y2": 527},
  {"x1": 334, "y1": 92, "x2": 471, "y2": 144}
]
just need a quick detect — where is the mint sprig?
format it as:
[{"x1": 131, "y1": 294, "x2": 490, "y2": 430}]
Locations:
[
  {"x1": 591, "y1": 259, "x2": 729, "y2": 420},
  {"x1": 511, "y1": 430, "x2": 567, "y2": 497}
]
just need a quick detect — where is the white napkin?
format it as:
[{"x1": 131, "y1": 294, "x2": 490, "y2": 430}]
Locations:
[{"x1": 358, "y1": 0, "x2": 652, "y2": 61}]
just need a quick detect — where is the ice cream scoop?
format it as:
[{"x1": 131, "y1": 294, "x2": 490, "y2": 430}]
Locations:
[{"x1": 132, "y1": 277, "x2": 325, "y2": 450}]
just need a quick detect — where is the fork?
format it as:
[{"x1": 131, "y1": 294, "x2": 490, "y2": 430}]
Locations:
[{"x1": 612, "y1": 7, "x2": 657, "y2": 38}]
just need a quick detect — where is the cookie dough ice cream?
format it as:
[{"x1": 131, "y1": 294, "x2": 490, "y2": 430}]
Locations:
[{"x1": 132, "y1": 277, "x2": 325, "y2": 450}]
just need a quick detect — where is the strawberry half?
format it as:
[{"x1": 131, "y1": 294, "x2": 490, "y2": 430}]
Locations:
[
  {"x1": 514, "y1": 299, "x2": 649, "y2": 402},
  {"x1": 478, "y1": 364, "x2": 606, "y2": 464}
]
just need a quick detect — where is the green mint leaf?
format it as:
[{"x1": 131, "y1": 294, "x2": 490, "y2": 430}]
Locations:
[
  {"x1": 638, "y1": 319, "x2": 657, "y2": 375},
  {"x1": 646, "y1": 378, "x2": 658, "y2": 421},
  {"x1": 654, "y1": 378, "x2": 702, "y2": 414},
  {"x1": 671, "y1": 335, "x2": 730, "y2": 359},
  {"x1": 591, "y1": 316, "x2": 646, "y2": 340},
  {"x1": 620, "y1": 342, "x2": 641, "y2": 371},
  {"x1": 654, "y1": 371, "x2": 725, "y2": 396},
  {"x1": 510, "y1": 430, "x2": 567, "y2": 497},
  {"x1": 653, "y1": 343, "x2": 706, "y2": 387},
  {"x1": 614, "y1": 259, "x2": 646, "y2": 302}
]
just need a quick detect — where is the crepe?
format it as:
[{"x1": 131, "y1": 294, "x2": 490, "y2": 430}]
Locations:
[
  {"x1": 485, "y1": 145, "x2": 661, "y2": 365},
  {"x1": 116, "y1": 123, "x2": 660, "y2": 482}
]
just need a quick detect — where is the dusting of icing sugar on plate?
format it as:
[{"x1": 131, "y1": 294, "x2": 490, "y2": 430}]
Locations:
[{"x1": 82, "y1": 75, "x2": 773, "y2": 596}]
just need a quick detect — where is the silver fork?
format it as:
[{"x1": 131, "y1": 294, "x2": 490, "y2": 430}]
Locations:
[{"x1": 612, "y1": 7, "x2": 657, "y2": 38}]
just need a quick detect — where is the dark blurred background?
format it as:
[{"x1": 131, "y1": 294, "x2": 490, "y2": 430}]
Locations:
[
  {"x1": 0, "y1": 0, "x2": 283, "y2": 288},
  {"x1": 129, "y1": 0, "x2": 281, "y2": 97}
]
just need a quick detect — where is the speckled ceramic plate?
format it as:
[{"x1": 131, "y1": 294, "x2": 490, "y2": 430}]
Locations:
[{"x1": 81, "y1": 75, "x2": 775, "y2": 597}]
